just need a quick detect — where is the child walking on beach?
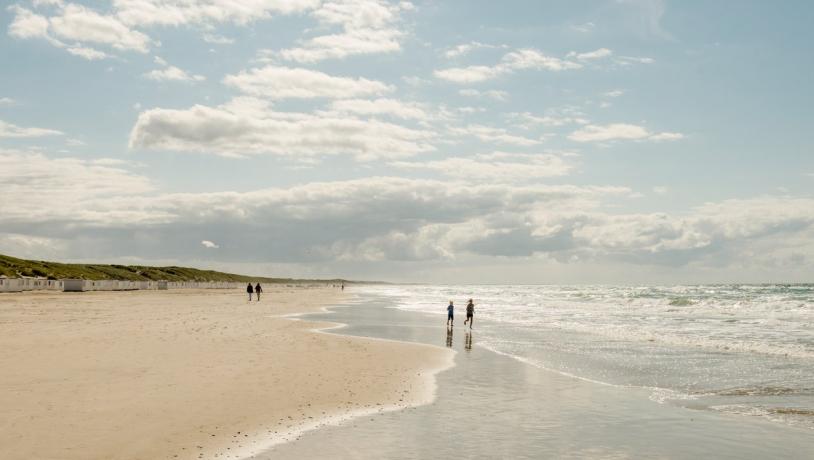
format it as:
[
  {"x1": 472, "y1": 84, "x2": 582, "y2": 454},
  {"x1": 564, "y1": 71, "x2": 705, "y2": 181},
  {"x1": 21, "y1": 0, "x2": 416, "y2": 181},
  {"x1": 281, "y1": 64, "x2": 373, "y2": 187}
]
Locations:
[
  {"x1": 246, "y1": 283, "x2": 253, "y2": 301},
  {"x1": 447, "y1": 301, "x2": 454, "y2": 326},
  {"x1": 464, "y1": 298, "x2": 475, "y2": 329}
]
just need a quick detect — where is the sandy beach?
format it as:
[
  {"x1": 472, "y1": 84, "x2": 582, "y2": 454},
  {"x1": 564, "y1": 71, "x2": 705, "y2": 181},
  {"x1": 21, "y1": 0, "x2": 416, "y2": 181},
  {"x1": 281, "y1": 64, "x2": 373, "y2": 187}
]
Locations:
[{"x1": 0, "y1": 287, "x2": 453, "y2": 459}]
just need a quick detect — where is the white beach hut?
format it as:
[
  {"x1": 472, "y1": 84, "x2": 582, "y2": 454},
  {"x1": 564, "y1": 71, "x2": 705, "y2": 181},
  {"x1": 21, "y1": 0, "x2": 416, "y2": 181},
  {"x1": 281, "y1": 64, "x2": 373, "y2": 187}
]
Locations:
[
  {"x1": 63, "y1": 279, "x2": 87, "y2": 292},
  {"x1": 0, "y1": 278, "x2": 23, "y2": 292}
]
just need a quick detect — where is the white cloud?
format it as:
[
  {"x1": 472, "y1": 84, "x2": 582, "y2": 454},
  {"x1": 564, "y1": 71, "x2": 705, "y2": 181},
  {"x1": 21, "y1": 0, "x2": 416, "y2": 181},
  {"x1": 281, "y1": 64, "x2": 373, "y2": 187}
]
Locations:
[
  {"x1": 648, "y1": 132, "x2": 684, "y2": 141},
  {"x1": 391, "y1": 152, "x2": 573, "y2": 181},
  {"x1": 603, "y1": 89, "x2": 625, "y2": 98},
  {"x1": 653, "y1": 186, "x2": 668, "y2": 194},
  {"x1": 327, "y1": 98, "x2": 429, "y2": 120},
  {"x1": 458, "y1": 89, "x2": 508, "y2": 101},
  {"x1": 455, "y1": 106, "x2": 485, "y2": 114},
  {"x1": 144, "y1": 65, "x2": 205, "y2": 82},
  {"x1": 0, "y1": 149, "x2": 155, "y2": 225},
  {"x1": 3, "y1": 149, "x2": 812, "y2": 274},
  {"x1": 7, "y1": 4, "x2": 151, "y2": 57},
  {"x1": 0, "y1": 120, "x2": 63, "y2": 138},
  {"x1": 7, "y1": 6, "x2": 51, "y2": 40},
  {"x1": 616, "y1": 56, "x2": 655, "y2": 65},
  {"x1": 202, "y1": 33, "x2": 234, "y2": 45},
  {"x1": 568, "y1": 123, "x2": 682, "y2": 143},
  {"x1": 113, "y1": 0, "x2": 319, "y2": 26},
  {"x1": 52, "y1": 4, "x2": 151, "y2": 51},
  {"x1": 0, "y1": 97, "x2": 16, "y2": 107},
  {"x1": 0, "y1": 232, "x2": 67, "y2": 260},
  {"x1": 508, "y1": 111, "x2": 590, "y2": 128},
  {"x1": 129, "y1": 97, "x2": 434, "y2": 160},
  {"x1": 444, "y1": 41, "x2": 505, "y2": 58},
  {"x1": 572, "y1": 197, "x2": 814, "y2": 261},
  {"x1": 571, "y1": 22, "x2": 595, "y2": 33},
  {"x1": 32, "y1": 0, "x2": 66, "y2": 7},
  {"x1": 434, "y1": 65, "x2": 506, "y2": 84},
  {"x1": 435, "y1": 45, "x2": 654, "y2": 83},
  {"x1": 450, "y1": 124, "x2": 543, "y2": 146},
  {"x1": 223, "y1": 66, "x2": 393, "y2": 99},
  {"x1": 435, "y1": 47, "x2": 583, "y2": 83},
  {"x1": 402, "y1": 76, "x2": 431, "y2": 87},
  {"x1": 201, "y1": 240, "x2": 220, "y2": 249},
  {"x1": 0, "y1": 165, "x2": 633, "y2": 263},
  {"x1": 279, "y1": 0, "x2": 411, "y2": 63},
  {"x1": 66, "y1": 45, "x2": 109, "y2": 60},
  {"x1": 568, "y1": 48, "x2": 613, "y2": 61},
  {"x1": 502, "y1": 49, "x2": 583, "y2": 71},
  {"x1": 569, "y1": 123, "x2": 648, "y2": 142}
]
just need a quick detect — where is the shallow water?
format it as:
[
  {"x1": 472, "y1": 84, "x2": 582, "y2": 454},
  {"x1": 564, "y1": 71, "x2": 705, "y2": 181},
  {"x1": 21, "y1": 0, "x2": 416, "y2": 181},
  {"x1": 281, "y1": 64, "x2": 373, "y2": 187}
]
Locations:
[{"x1": 260, "y1": 293, "x2": 814, "y2": 459}]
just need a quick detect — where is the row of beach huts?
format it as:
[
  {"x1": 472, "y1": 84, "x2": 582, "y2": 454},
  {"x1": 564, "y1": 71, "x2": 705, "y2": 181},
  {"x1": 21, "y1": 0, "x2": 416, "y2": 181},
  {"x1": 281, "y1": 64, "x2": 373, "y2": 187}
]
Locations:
[{"x1": 0, "y1": 278, "x2": 242, "y2": 293}]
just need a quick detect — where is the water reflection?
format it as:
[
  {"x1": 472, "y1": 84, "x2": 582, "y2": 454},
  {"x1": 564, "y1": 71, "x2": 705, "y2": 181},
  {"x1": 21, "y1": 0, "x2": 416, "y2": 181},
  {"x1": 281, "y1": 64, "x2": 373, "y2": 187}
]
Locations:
[
  {"x1": 465, "y1": 330, "x2": 472, "y2": 351},
  {"x1": 446, "y1": 325, "x2": 453, "y2": 348}
]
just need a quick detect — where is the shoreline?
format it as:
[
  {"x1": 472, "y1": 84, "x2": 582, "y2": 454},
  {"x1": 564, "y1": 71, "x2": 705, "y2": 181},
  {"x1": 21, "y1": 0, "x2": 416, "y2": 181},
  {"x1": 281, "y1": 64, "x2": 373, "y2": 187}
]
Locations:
[{"x1": 0, "y1": 288, "x2": 453, "y2": 460}]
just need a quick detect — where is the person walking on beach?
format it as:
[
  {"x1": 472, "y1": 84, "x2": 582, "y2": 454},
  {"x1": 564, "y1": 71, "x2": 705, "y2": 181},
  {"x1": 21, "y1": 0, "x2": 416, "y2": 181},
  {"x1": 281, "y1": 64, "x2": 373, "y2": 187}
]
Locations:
[
  {"x1": 446, "y1": 301, "x2": 454, "y2": 326},
  {"x1": 246, "y1": 283, "x2": 254, "y2": 301},
  {"x1": 255, "y1": 283, "x2": 262, "y2": 301},
  {"x1": 464, "y1": 298, "x2": 475, "y2": 328}
]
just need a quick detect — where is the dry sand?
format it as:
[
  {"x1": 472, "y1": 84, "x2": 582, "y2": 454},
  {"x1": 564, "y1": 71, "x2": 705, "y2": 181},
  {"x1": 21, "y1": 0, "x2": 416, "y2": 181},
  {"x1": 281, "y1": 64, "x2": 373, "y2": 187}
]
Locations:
[{"x1": 0, "y1": 287, "x2": 453, "y2": 459}]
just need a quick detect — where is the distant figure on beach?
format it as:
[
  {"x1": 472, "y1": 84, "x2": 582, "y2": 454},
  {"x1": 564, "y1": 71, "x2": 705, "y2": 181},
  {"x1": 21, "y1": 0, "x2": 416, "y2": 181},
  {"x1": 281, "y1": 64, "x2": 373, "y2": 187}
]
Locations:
[
  {"x1": 246, "y1": 283, "x2": 253, "y2": 301},
  {"x1": 447, "y1": 301, "x2": 454, "y2": 326},
  {"x1": 255, "y1": 283, "x2": 262, "y2": 301},
  {"x1": 464, "y1": 298, "x2": 475, "y2": 328},
  {"x1": 341, "y1": 283, "x2": 344, "y2": 291}
]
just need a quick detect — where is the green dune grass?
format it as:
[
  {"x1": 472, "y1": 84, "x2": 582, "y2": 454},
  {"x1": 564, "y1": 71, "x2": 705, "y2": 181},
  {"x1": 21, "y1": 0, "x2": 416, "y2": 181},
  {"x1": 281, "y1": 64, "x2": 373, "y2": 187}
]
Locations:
[{"x1": 0, "y1": 254, "x2": 350, "y2": 284}]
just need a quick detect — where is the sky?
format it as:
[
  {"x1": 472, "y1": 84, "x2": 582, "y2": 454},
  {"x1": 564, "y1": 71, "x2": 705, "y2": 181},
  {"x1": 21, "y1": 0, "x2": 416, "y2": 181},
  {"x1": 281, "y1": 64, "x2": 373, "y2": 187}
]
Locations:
[{"x1": 0, "y1": 0, "x2": 812, "y2": 284}]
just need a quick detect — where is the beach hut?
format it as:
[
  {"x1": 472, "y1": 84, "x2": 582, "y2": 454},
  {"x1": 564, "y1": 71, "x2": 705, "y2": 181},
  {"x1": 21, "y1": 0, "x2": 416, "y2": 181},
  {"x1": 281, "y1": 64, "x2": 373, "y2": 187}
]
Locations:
[
  {"x1": 63, "y1": 279, "x2": 87, "y2": 292},
  {"x1": 44, "y1": 280, "x2": 62, "y2": 291},
  {"x1": 0, "y1": 278, "x2": 23, "y2": 293}
]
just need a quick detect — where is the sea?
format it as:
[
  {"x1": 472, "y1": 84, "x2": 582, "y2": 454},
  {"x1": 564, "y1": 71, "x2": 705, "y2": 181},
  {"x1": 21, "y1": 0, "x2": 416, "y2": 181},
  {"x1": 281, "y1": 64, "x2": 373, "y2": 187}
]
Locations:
[{"x1": 366, "y1": 284, "x2": 814, "y2": 430}]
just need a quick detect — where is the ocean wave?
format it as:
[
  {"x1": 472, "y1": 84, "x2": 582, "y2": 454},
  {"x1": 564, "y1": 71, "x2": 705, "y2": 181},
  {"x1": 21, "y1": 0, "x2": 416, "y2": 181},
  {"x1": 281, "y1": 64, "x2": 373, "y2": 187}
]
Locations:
[
  {"x1": 668, "y1": 297, "x2": 695, "y2": 306},
  {"x1": 709, "y1": 404, "x2": 814, "y2": 429},
  {"x1": 713, "y1": 386, "x2": 814, "y2": 397}
]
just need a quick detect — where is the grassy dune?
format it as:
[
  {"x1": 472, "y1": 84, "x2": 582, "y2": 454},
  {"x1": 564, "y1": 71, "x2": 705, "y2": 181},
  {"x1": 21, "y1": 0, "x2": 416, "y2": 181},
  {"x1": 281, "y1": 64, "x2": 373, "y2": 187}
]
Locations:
[{"x1": 0, "y1": 254, "x2": 346, "y2": 283}]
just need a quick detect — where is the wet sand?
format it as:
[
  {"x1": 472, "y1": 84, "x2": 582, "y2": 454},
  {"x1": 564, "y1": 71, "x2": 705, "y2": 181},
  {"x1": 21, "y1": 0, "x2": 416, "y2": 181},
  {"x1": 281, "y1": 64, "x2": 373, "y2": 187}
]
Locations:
[{"x1": 0, "y1": 288, "x2": 453, "y2": 459}]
